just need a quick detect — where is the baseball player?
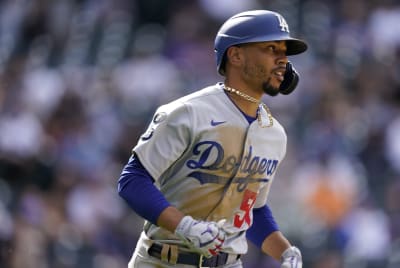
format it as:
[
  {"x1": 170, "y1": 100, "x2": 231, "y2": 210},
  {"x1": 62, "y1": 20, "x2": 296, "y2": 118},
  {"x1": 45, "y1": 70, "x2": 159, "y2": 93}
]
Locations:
[{"x1": 118, "y1": 10, "x2": 307, "y2": 268}]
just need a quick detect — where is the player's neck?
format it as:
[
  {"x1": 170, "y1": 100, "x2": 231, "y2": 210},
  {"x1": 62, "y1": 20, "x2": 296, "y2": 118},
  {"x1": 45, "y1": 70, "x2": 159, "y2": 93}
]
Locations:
[
  {"x1": 223, "y1": 81, "x2": 261, "y2": 117},
  {"x1": 224, "y1": 77, "x2": 263, "y2": 99}
]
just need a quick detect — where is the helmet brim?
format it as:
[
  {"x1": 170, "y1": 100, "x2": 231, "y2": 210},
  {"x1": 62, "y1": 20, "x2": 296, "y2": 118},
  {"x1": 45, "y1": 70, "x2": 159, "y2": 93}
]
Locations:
[{"x1": 285, "y1": 38, "x2": 308, "y2": 55}]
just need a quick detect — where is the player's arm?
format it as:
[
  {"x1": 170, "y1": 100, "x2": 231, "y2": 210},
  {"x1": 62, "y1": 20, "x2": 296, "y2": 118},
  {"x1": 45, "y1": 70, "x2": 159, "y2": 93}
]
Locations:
[
  {"x1": 118, "y1": 154, "x2": 173, "y2": 225},
  {"x1": 247, "y1": 205, "x2": 302, "y2": 267},
  {"x1": 118, "y1": 154, "x2": 226, "y2": 257},
  {"x1": 118, "y1": 154, "x2": 208, "y2": 231},
  {"x1": 156, "y1": 205, "x2": 184, "y2": 231},
  {"x1": 261, "y1": 231, "x2": 291, "y2": 260}
]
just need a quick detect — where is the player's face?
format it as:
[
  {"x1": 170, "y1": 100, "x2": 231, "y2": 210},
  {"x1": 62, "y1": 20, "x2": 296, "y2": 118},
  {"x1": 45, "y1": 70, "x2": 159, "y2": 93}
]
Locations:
[{"x1": 239, "y1": 41, "x2": 288, "y2": 96}]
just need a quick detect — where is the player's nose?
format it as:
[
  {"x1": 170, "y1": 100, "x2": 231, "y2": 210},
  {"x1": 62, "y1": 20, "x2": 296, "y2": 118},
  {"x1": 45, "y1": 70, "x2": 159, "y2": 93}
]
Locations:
[{"x1": 276, "y1": 56, "x2": 288, "y2": 66}]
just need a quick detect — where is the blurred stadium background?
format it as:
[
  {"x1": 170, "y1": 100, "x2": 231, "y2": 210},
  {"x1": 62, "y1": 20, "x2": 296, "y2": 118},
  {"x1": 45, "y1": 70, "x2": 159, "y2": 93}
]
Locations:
[{"x1": 0, "y1": 0, "x2": 400, "y2": 267}]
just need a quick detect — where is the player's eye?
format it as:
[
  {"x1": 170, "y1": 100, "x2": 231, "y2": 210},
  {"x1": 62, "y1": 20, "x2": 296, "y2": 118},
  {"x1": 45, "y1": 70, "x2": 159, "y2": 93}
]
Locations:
[
  {"x1": 265, "y1": 44, "x2": 286, "y2": 55},
  {"x1": 265, "y1": 45, "x2": 277, "y2": 53}
]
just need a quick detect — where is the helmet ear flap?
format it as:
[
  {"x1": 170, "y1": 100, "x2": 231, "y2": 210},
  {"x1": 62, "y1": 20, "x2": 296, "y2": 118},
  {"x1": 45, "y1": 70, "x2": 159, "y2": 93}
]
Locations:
[
  {"x1": 218, "y1": 54, "x2": 227, "y2": 75},
  {"x1": 279, "y1": 62, "x2": 299, "y2": 95}
]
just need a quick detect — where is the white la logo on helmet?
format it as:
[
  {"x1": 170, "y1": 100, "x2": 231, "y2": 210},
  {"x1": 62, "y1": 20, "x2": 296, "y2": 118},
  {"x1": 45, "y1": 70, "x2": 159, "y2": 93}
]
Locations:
[{"x1": 275, "y1": 14, "x2": 290, "y2": 33}]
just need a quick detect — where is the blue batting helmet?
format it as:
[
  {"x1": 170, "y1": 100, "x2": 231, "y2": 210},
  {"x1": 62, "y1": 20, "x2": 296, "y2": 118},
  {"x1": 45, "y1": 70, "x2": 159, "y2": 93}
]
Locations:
[{"x1": 214, "y1": 10, "x2": 307, "y2": 75}]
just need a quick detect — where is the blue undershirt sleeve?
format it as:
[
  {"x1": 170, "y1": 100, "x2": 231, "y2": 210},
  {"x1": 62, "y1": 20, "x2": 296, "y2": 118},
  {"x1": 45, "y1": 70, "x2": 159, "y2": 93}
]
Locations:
[
  {"x1": 117, "y1": 154, "x2": 171, "y2": 225},
  {"x1": 246, "y1": 205, "x2": 279, "y2": 249}
]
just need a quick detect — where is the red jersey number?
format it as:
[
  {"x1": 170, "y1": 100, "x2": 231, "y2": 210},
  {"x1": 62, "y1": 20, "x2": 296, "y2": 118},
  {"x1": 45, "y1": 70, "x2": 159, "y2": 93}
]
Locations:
[{"x1": 234, "y1": 189, "x2": 257, "y2": 228}]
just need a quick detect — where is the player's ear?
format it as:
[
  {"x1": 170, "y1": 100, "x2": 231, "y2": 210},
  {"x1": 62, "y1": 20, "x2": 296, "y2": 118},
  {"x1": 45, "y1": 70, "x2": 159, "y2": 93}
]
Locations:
[{"x1": 226, "y1": 46, "x2": 243, "y2": 67}]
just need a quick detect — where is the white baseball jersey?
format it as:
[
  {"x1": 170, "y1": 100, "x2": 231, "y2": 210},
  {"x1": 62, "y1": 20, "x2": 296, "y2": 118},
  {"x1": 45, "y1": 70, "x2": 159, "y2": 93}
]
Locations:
[{"x1": 133, "y1": 83, "x2": 287, "y2": 255}]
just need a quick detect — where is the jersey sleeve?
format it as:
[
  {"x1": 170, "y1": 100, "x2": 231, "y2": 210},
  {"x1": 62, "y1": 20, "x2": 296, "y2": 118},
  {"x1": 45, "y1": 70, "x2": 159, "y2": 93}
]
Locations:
[{"x1": 133, "y1": 101, "x2": 191, "y2": 181}]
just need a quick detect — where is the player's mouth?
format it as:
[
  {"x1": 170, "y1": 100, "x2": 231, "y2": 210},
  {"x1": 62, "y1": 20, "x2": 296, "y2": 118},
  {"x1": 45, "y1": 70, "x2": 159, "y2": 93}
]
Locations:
[{"x1": 273, "y1": 69, "x2": 285, "y2": 82}]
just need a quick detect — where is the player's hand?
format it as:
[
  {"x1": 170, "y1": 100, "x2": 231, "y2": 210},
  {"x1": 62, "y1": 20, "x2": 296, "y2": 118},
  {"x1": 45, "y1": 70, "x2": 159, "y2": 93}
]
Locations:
[
  {"x1": 175, "y1": 215, "x2": 226, "y2": 258},
  {"x1": 280, "y1": 246, "x2": 302, "y2": 268}
]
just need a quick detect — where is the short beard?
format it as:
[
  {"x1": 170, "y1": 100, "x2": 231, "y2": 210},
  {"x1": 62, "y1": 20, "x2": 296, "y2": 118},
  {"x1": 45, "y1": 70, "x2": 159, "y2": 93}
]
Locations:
[
  {"x1": 243, "y1": 64, "x2": 280, "y2": 96},
  {"x1": 262, "y1": 79, "x2": 280, "y2": 97}
]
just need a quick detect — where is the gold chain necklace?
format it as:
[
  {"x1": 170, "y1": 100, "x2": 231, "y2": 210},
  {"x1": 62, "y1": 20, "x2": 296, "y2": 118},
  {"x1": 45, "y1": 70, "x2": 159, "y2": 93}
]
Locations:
[{"x1": 223, "y1": 85, "x2": 274, "y2": 127}]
